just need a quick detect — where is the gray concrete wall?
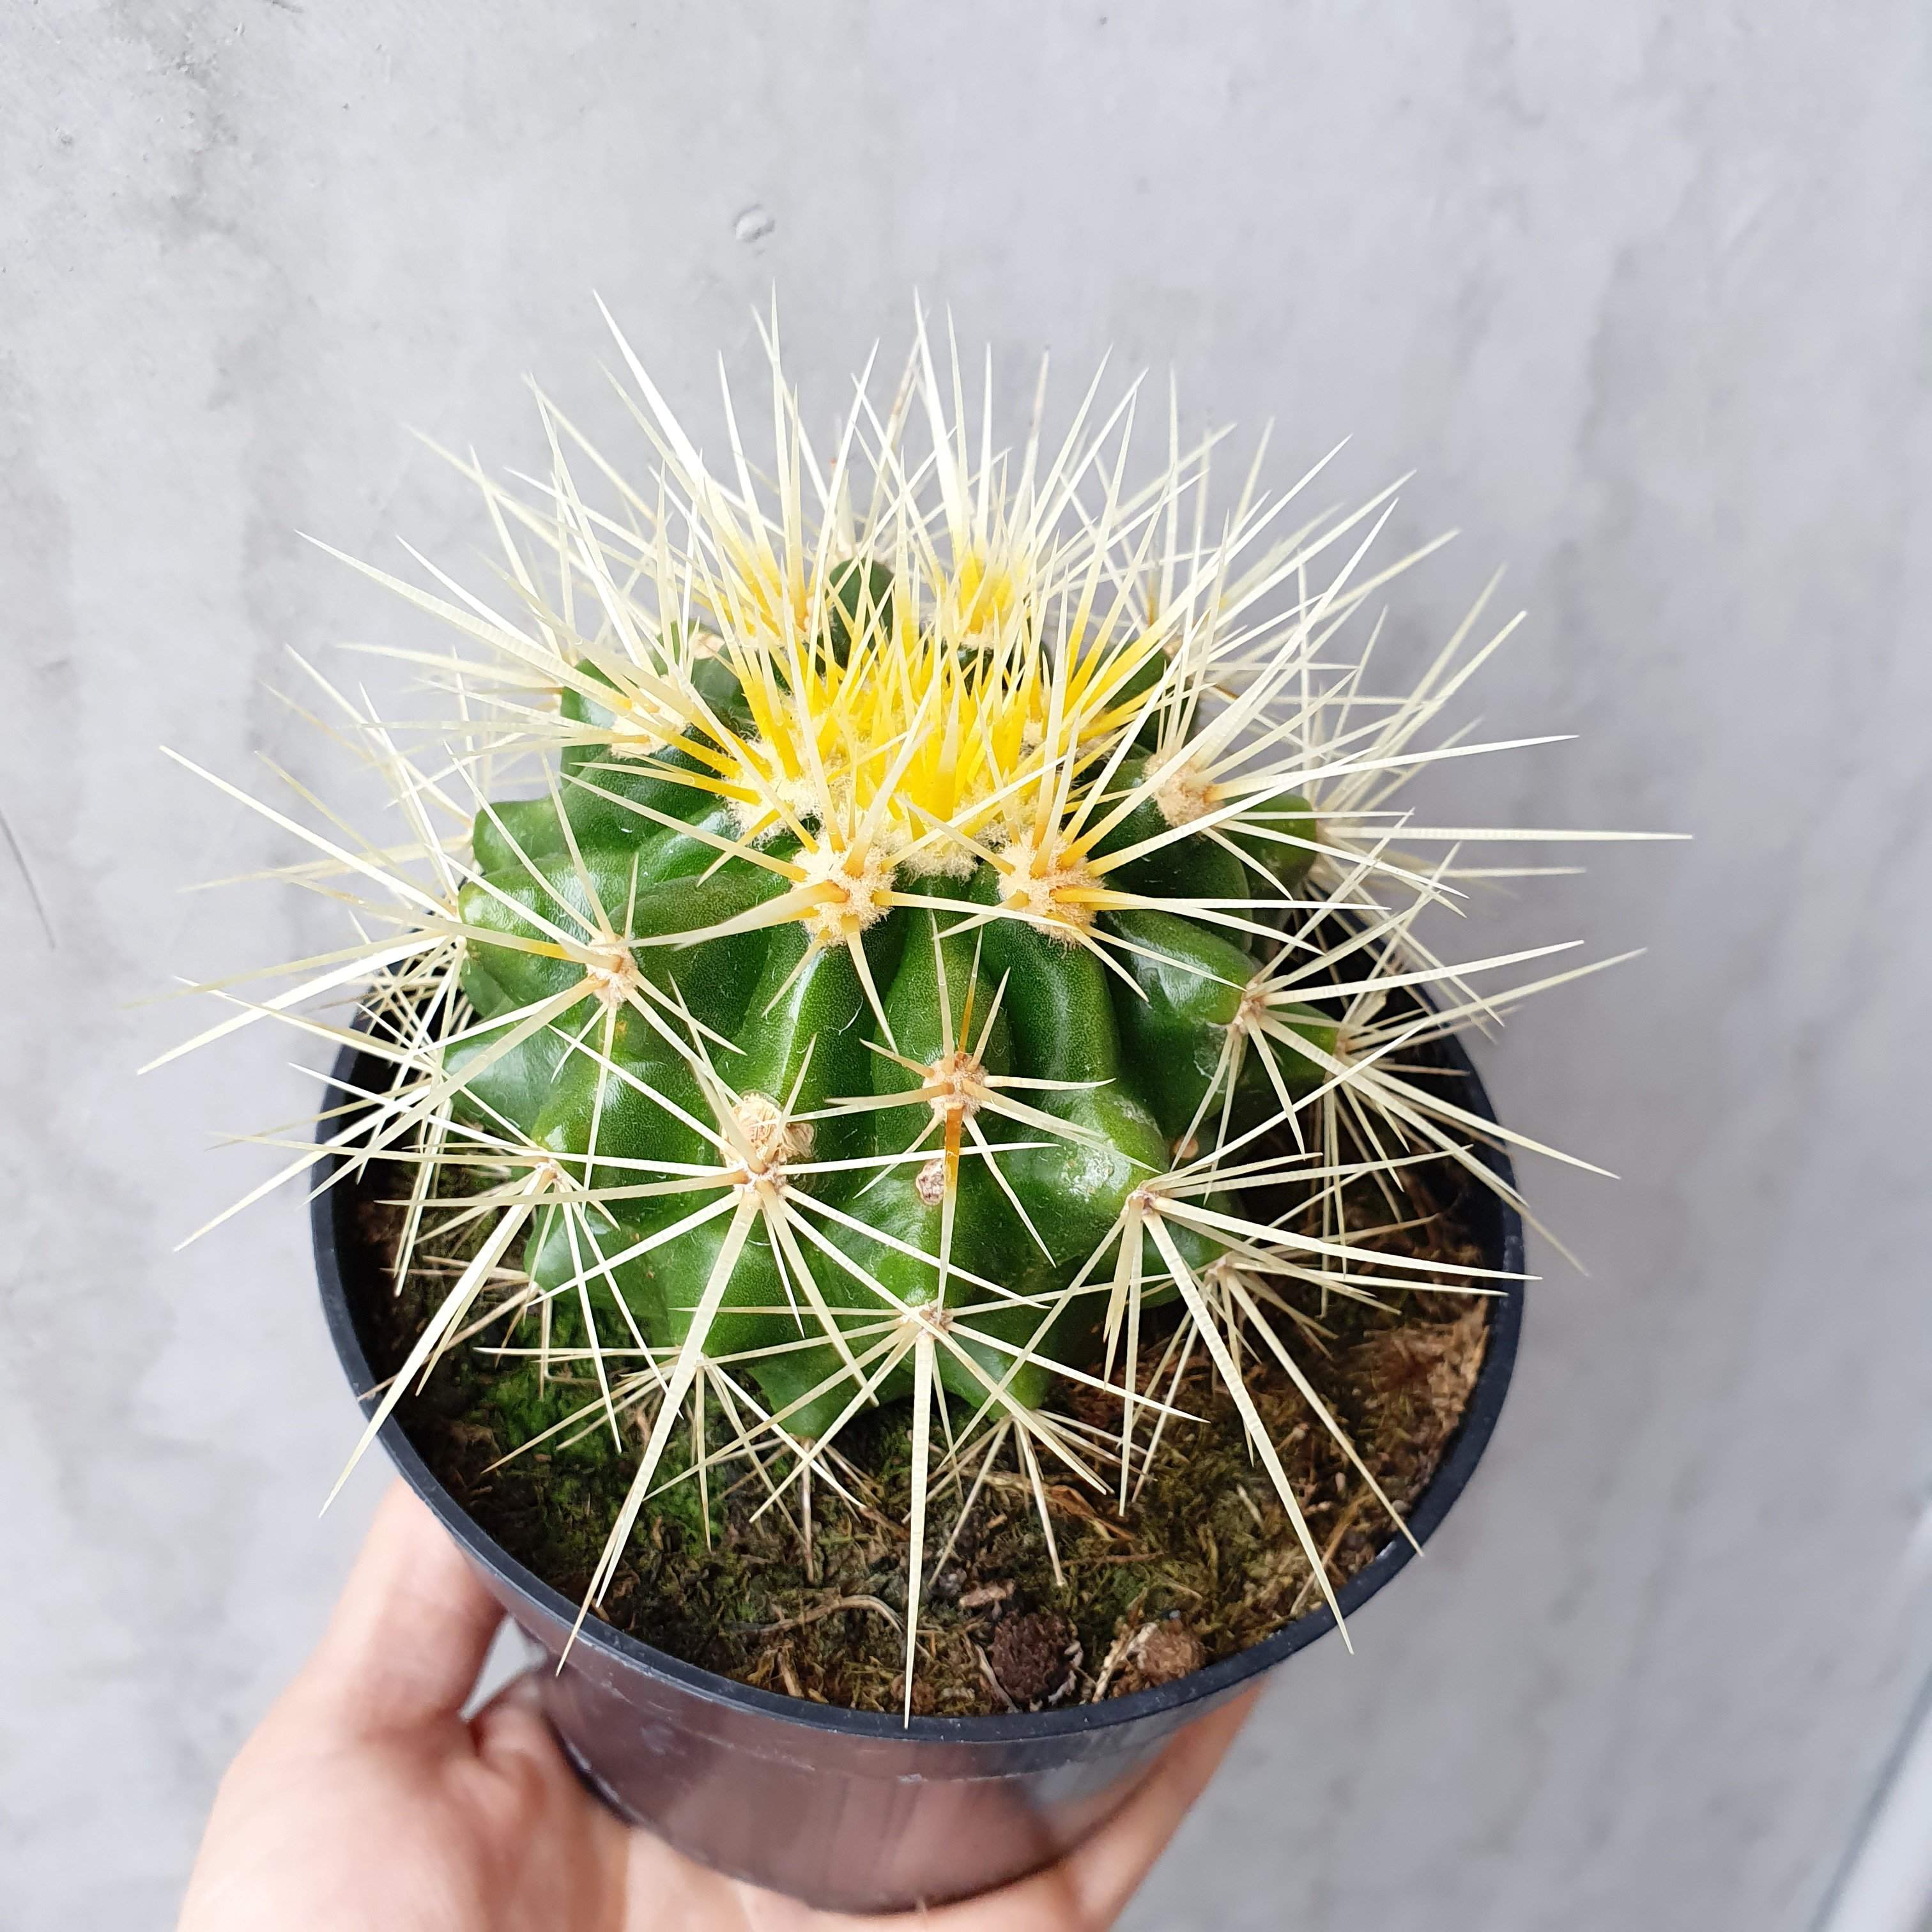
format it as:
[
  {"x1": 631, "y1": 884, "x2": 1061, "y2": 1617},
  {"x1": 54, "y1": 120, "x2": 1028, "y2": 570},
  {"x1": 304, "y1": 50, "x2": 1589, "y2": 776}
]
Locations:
[{"x1": 4, "y1": 5, "x2": 1929, "y2": 1926}]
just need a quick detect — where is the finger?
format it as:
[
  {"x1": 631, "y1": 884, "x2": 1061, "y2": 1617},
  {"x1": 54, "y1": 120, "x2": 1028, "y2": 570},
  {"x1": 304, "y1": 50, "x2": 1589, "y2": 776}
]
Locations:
[
  {"x1": 480, "y1": 1677, "x2": 640, "y2": 1931},
  {"x1": 910, "y1": 1689, "x2": 1259, "y2": 1931},
  {"x1": 822, "y1": 1689, "x2": 1262, "y2": 1932},
  {"x1": 468, "y1": 1670, "x2": 566, "y2": 1775},
  {"x1": 1052, "y1": 1688, "x2": 1260, "y2": 1925},
  {"x1": 293, "y1": 1480, "x2": 505, "y2": 1736}
]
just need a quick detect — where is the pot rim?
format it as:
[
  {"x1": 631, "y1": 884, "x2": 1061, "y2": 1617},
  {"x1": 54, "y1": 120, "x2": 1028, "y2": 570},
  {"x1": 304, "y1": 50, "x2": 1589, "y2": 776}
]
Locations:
[{"x1": 314, "y1": 1024, "x2": 1522, "y2": 1745}]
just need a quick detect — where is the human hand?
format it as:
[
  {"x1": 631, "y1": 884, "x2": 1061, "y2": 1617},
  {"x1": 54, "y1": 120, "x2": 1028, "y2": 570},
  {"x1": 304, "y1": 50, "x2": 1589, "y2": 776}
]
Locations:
[{"x1": 180, "y1": 1483, "x2": 1255, "y2": 1931}]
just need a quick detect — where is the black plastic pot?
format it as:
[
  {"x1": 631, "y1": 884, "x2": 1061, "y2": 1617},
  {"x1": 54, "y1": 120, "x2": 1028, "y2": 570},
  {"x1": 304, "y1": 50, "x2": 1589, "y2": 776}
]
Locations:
[{"x1": 314, "y1": 1027, "x2": 1522, "y2": 1914}]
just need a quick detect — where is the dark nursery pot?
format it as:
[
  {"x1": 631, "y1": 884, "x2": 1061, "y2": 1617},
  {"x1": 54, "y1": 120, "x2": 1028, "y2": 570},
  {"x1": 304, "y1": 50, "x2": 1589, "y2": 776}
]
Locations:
[{"x1": 315, "y1": 1027, "x2": 1522, "y2": 1915}]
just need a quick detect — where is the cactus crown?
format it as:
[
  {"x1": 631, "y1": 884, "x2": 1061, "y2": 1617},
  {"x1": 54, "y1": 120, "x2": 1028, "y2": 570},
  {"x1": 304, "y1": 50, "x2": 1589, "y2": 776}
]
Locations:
[{"x1": 167, "y1": 309, "x2": 1643, "y2": 1715}]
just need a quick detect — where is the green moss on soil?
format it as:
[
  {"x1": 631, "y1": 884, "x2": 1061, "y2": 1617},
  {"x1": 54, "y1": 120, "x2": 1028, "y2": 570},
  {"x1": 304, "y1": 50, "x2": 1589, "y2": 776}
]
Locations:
[{"x1": 346, "y1": 1131, "x2": 1495, "y2": 1716}]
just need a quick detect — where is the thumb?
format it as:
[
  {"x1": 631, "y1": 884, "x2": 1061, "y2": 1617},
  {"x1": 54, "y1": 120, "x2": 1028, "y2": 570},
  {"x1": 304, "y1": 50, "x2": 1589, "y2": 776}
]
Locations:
[{"x1": 292, "y1": 1481, "x2": 505, "y2": 1736}]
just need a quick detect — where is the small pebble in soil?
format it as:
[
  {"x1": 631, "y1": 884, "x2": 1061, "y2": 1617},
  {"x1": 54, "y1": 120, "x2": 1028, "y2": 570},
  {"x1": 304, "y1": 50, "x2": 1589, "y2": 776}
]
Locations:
[
  {"x1": 988, "y1": 1612, "x2": 1075, "y2": 1705},
  {"x1": 1133, "y1": 1620, "x2": 1206, "y2": 1687},
  {"x1": 958, "y1": 1579, "x2": 1016, "y2": 1611}
]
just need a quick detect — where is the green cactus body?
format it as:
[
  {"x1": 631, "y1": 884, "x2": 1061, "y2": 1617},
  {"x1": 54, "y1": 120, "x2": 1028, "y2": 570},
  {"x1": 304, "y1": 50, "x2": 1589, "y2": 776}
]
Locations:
[{"x1": 450, "y1": 648, "x2": 1327, "y2": 1439}]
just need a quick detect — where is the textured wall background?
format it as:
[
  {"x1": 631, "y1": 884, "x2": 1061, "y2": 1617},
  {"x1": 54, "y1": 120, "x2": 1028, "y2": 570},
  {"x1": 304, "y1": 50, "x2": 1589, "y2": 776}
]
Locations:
[{"x1": 4, "y1": 5, "x2": 1930, "y2": 1928}]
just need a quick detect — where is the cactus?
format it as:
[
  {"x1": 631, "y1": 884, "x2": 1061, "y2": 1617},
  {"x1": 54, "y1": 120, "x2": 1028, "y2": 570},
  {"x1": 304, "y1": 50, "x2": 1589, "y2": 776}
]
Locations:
[{"x1": 165, "y1": 309, "x2": 1652, "y2": 1712}]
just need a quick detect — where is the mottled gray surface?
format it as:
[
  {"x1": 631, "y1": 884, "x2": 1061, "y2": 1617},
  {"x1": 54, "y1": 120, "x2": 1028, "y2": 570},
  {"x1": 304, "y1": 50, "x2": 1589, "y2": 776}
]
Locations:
[{"x1": 4, "y1": 4, "x2": 1930, "y2": 1928}]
